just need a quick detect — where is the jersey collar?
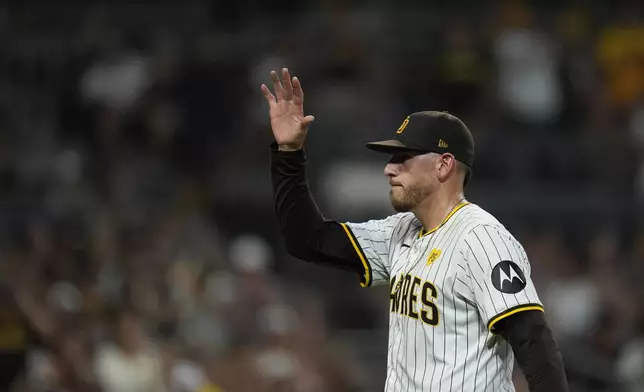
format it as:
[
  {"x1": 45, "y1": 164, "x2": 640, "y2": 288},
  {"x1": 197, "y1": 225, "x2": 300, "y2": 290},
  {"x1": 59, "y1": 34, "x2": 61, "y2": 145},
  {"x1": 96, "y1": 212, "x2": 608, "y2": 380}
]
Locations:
[{"x1": 418, "y1": 200, "x2": 471, "y2": 238}]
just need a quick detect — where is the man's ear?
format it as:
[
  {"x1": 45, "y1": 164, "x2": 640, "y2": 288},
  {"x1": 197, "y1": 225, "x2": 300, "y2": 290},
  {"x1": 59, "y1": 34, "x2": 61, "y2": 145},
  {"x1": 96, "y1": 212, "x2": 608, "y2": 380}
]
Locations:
[{"x1": 436, "y1": 154, "x2": 456, "y2": 182}]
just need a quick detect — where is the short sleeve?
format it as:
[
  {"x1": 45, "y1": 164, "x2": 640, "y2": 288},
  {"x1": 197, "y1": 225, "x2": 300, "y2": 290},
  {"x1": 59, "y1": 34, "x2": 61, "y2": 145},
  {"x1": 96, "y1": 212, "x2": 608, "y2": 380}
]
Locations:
[
  {"x1": 342, "y1": 213, "x2": 409, "y2": 288},
  {"x1": 462, "y1": 224, "x2": 544, "y2": 333}
]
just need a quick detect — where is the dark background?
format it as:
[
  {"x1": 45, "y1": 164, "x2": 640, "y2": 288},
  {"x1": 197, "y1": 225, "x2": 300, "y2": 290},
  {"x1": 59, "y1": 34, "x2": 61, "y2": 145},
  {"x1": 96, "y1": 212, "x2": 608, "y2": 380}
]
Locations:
[{"x1": 0, "y1": 0, "x2": 643, "y2": 391}]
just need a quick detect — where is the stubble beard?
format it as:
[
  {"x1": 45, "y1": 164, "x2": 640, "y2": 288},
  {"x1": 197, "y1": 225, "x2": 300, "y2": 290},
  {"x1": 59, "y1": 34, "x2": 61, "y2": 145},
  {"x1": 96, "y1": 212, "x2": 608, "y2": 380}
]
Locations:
[{"x1": 390, "y1": 183, "x2": 432, "y2": 213}]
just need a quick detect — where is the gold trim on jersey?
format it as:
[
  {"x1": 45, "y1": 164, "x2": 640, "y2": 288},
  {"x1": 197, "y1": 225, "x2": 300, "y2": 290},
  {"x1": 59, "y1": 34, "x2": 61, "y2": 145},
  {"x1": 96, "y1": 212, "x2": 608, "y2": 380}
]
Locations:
[
  {"x1": 419, "y1": 201, "x2": 471, "y2": 238},
  {"x1": 487, "y1": 303, "x2": 544, "y2": 333},
  {"x1": 340, "y1": 223, "x2": 372, "y2": 288}
]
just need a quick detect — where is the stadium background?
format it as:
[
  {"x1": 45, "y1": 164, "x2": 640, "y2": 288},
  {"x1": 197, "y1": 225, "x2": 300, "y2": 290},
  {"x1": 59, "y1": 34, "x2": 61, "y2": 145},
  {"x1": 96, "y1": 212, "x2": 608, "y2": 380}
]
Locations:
[{"x1": 0, "y1": 0, "x2": 643, "y2": 391}]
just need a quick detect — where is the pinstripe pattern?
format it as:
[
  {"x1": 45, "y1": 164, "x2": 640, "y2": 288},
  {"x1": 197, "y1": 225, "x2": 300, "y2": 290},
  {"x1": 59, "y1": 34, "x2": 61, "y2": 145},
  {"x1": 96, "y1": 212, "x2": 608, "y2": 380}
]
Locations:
[{"x1": 345, "y1": 203, "x2": 543, "y2": 392}]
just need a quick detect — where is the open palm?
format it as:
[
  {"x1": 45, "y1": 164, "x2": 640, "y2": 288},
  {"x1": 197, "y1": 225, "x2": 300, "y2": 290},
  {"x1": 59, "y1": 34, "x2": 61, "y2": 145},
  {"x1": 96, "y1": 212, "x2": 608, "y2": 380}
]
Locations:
[{"x1": 261, "y1": 68, "x2": 315, "y2": 150}]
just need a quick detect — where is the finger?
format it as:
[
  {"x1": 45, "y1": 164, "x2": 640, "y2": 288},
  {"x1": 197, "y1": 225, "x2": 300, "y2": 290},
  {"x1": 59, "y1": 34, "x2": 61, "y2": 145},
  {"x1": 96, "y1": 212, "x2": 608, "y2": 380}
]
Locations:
[
  {"x1": 301, "y1": 115, "x2": 315, "y2": 127},
  {"x1": 292, "y1": 76, "x2": 304, "y2": 103},
  {"x1": 282, "y1": 68, "x2": 293, "y2": 101},
  {"x1": 270, "y1": 70, "x2": 284, "y2": 101},
  {"x1": 260, "y1": 84, "x2": 276, "y2": 106}
]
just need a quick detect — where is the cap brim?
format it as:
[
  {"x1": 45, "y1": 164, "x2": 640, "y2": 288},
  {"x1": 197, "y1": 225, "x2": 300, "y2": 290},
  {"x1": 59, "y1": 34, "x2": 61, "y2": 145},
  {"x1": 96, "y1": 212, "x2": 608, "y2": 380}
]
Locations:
[{"x1": 365, "y1": 140, "x2": 422, "y2": 153}]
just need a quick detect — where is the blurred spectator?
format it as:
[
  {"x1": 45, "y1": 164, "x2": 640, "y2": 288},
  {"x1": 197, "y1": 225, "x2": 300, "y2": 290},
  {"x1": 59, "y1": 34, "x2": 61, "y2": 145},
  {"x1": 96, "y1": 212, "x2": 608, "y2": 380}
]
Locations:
[
  {"x1": 79, "y1": 34, "x2": 151, "y2": 115},
  {"x1": 0, "y1": 287, "x2": 34, "y2": 392},
  {"x1": 617, "y1": 335, "x2": 644, "y2": 392},
  {"x1": 596, "y1": 3, "x2": 644, "y2": 111},
  {"x1": 435, "y1": 15, "x2": 487, "y2": 118},
  {"x1": 94, "y1": 311, "x2": 166, "y2": 392},
  {"x1": 493, "y1": 1, "x2": 564, "y2": 127}
]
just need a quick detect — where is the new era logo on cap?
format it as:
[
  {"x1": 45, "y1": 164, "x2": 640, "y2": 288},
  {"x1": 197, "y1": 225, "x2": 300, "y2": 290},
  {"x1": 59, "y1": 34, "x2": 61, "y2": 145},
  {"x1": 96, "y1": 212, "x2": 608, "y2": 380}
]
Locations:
[{"x1": 438, "y1": 139, "x2": 448, "y2": 148}]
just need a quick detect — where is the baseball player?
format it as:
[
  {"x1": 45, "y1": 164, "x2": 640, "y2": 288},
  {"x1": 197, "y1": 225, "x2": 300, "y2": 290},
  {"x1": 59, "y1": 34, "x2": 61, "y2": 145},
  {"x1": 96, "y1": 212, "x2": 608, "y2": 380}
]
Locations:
[{"x1": 262, "y1": 68, "x2": 569, "y2": 392}]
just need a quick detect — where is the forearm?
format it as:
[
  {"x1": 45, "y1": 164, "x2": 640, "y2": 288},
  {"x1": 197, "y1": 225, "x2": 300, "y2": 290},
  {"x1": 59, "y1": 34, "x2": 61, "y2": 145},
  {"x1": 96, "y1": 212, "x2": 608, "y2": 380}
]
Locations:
[
  {"x1": 496, "y1": 311, "x2": 569, "y2": 392},
  {"x1": 271, "y1": 142, "x2": 325, "y2": 253},
  {"x1": 270, "y1": 143, "x2": 362, "y2": 272}
]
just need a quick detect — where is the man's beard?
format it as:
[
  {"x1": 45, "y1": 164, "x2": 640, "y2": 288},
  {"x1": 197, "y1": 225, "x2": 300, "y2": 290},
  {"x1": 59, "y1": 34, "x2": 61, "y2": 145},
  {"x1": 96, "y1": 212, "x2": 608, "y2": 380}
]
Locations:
[{"x1": 390, "y1": 183, "x2": 431, "y2": 212}]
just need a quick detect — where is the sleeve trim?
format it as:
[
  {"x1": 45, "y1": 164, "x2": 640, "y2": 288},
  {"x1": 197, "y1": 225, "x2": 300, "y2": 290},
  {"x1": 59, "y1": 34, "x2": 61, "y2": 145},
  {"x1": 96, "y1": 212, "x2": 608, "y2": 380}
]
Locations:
[
  {"x1": 340, "y1": 223, "x2": 373, "y2": 288},
  {"x1": 487, "y1": 303, "x2": 544, "y2": 333}
]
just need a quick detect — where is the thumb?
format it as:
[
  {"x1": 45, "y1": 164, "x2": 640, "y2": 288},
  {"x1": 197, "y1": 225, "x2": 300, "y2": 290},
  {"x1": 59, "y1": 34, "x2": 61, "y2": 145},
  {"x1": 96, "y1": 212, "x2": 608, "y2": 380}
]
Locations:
[{"x1": 301, "y1": 115, "x2": 315, "y2": 127}]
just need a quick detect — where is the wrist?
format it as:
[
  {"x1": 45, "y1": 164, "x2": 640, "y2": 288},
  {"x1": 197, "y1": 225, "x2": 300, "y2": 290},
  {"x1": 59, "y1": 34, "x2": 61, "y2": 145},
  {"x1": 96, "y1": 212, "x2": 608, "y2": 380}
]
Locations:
[{"x1": 278, "y1": 144, "x2": 303, "y2": 152}]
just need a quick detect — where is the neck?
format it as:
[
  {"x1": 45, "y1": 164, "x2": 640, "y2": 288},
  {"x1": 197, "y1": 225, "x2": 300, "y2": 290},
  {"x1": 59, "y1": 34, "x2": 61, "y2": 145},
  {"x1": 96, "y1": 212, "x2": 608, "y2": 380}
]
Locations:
[{"x1": 413, "y1": 190, "x2": 465, "y2": 233}]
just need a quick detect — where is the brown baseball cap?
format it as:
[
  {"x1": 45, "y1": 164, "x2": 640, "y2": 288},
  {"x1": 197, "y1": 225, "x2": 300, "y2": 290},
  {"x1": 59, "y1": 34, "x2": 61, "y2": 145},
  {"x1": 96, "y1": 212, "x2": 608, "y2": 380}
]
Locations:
[{"x1": 366, "y1": 111, "x2": 475, "y2": 168}]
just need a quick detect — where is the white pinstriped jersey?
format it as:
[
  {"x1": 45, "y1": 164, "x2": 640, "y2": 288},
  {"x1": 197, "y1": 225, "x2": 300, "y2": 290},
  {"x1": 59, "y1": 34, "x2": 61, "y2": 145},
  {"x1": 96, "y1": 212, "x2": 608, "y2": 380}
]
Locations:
[{"x1": 342, "y1": 201, "x2": 544, "y2": 392}]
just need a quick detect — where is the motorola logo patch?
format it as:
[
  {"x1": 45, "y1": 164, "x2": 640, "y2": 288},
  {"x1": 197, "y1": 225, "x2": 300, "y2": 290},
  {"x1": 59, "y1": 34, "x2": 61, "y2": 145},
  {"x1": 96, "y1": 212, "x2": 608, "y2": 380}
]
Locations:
[{"x1": 491, "y1": 261, "x2": 526, "y2": 294}]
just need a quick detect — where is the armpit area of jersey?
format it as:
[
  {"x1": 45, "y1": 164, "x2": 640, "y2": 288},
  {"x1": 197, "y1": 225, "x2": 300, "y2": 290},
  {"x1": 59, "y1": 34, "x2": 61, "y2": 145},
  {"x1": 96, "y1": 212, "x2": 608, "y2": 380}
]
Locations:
[
  {"x1": 270, "y1": 143, "x2": 366, "y2": 280},
  {"x1": 495, "y1": 310, "x2": 570, "y2": 392}
]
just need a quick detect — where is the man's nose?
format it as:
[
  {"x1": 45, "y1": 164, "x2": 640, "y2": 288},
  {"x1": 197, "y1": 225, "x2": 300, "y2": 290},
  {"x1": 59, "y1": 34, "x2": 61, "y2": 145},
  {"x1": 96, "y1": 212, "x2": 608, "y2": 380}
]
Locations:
[{"x1": 384, "y1": 163, "x2": 398, "y2": 177}]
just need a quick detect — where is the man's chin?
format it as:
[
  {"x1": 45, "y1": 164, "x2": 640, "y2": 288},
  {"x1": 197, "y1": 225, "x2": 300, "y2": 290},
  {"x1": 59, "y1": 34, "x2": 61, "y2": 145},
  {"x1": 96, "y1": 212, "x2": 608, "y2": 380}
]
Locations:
[
  {"x1": 390, "y1": 196, "x2": 413, "y2": 213},
  {"x1": 391, "y1": 203, "x2": 411, "y2": 213}
]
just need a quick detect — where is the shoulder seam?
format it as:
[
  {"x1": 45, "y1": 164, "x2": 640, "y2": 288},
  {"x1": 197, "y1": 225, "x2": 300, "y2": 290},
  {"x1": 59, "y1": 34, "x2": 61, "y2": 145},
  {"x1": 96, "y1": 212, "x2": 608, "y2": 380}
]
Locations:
[
  {"x1": 463, "y1": 222, "x2": 506, "y2": 241},
  {"x1": 459, "y1": 222, "x2": 508, "y2": 267}
]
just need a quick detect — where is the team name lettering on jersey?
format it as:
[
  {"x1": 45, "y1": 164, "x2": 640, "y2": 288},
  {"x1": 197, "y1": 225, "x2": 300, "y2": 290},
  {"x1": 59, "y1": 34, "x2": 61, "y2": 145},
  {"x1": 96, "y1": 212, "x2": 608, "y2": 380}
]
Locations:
[{"x1": 389, "y1": 274, "x2": 439, "y2": 326}]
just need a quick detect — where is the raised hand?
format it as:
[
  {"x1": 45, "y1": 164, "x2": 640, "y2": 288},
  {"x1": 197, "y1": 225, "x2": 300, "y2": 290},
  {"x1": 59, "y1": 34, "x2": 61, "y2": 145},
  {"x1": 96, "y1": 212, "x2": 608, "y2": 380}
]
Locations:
[{"x1": 261, "y1": 68, "x2": 315, "y2": 151}]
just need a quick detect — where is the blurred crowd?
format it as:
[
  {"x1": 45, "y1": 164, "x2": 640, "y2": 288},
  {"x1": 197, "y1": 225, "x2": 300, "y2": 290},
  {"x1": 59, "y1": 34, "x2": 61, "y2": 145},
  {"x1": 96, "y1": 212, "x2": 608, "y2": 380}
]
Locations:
[{"x1": 0, "y1": 0, "x2": 643, "y2": 391}]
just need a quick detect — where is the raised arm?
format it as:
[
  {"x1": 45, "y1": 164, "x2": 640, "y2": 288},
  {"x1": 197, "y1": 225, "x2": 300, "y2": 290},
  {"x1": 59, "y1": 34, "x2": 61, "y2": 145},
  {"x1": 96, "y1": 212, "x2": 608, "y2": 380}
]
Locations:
[
  {"x1": 263, "y1": 69, "x2": 401, "y2": 287},
  {"x1": 263, "y1": 69, "x2": 365, "y2": 276}
]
